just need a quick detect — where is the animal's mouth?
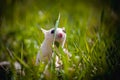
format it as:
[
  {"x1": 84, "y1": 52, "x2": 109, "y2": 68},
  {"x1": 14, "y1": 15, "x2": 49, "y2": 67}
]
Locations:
[{"x1": 54, "y1": 41, "x2": 60, "y2": 48}]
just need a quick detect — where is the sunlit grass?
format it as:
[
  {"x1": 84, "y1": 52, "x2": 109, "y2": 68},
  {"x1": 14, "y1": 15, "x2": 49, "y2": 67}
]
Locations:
[{"x1": 0, "y1": 0, "x2": 118, "y2": 80}]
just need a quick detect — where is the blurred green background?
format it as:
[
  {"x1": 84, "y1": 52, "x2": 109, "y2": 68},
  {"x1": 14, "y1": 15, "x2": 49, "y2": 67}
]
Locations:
[{"x1": 0, "y1": 0, "x2": 120, "y2": 80}]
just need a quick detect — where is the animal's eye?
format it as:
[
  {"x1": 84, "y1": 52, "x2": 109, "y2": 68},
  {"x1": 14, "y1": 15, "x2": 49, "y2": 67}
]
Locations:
[
  {"x1": 62, "y1": 29, "x2": 66, "y2": 33},
  {"x1": 51, "y1": 29, "x2": 55, "y2": 34}
]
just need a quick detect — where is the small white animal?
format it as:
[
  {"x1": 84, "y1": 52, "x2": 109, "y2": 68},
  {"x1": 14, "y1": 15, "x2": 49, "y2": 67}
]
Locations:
[{"x1": 36, "y1": 27, "x2": 67, "y2": 65}]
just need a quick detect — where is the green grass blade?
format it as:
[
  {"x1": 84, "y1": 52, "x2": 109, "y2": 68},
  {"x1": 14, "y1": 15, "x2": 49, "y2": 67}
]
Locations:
[{"x1": 53, "y1": 13, "x2": 61, "y2": 47}]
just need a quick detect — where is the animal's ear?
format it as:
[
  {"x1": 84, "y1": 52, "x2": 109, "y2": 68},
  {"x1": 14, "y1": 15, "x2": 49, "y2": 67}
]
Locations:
[
  {"x1": 41, "y1": 28, "x2": 47, "y2": 34},
  {"x1": 62, "y1": 27, "x2": 66, "y2": 33},
  {"x1": 62, "y1": 27, "x2": 65, "y2": 30}
]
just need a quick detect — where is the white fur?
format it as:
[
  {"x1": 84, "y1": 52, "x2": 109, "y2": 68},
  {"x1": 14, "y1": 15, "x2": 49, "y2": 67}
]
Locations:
[{"x1": 36, "y1": 27, "x2": 66, "y2": 64}]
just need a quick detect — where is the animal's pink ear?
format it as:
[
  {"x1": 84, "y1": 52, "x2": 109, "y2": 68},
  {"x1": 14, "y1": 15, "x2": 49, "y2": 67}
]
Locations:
[{"x1": 41, "y1": 28, "x2": 47, "y2": 34}]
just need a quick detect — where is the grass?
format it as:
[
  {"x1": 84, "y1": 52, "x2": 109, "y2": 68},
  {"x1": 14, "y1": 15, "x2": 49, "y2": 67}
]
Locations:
[{"x1": 0, "y1": 0, "x2": 120, "y2": 80}]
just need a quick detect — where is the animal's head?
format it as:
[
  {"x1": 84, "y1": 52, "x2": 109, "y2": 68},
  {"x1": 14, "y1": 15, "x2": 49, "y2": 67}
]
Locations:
[{"x1": 41, "y1": 27, "x2": 66, "y2": 47}]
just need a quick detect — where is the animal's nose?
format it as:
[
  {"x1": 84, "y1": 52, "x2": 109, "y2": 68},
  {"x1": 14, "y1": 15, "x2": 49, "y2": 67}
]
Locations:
[{"x1": 58, "y1": 33, "x2": 63, "y2": 38}]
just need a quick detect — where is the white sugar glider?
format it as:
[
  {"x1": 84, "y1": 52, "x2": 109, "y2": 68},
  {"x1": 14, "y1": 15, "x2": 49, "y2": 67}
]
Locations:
[{"x1": 36, "y1": 27, "x2": 71, "y2": 67}]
